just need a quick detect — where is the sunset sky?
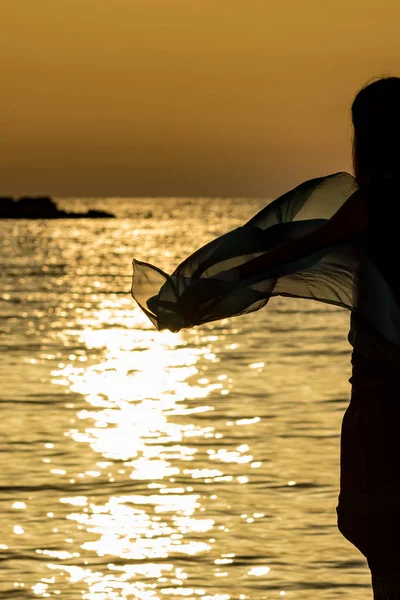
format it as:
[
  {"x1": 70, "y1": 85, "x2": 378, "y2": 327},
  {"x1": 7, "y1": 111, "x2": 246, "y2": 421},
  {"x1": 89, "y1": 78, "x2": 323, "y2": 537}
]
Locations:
[{"x1": 1, "y1": 0, "x2": 400, "y2": 197}]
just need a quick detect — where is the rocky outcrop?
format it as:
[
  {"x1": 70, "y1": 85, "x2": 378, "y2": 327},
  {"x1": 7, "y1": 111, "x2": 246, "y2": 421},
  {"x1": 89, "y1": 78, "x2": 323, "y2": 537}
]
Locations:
[{"x1": 0, "y1": 196, "x2": 114, "y2": 219}]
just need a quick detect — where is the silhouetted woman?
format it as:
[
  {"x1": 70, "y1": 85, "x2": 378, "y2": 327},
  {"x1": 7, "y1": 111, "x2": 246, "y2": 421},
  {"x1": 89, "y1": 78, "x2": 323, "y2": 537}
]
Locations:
[
  {"x1": 338, "y1": 76, "x2": 400, "y2": 599},
  {"x1": 132, "y1": 75, "x2": 400, "y2": 598}
]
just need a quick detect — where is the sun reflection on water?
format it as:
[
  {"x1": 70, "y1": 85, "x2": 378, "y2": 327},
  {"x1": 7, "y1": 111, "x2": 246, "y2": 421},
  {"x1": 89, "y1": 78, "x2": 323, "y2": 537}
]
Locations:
[{"x1": 44, "y1": 309, "x2": 234, "y2": 598}]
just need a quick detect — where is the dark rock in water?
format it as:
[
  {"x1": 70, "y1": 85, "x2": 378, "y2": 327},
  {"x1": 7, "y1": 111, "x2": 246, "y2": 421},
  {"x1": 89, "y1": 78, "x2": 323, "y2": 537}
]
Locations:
[
  {"x1": 0, "y1": 197, "x2": 16, "y2": 217},
  {"x1": 16, "y1": 196, "x2": 60, "y2": 218},
  {"x1": 84, "y1": 209, "x2": 114, "y2": 219},
  {"x1": 0, "y1": 196, "x2": 114, "y2": 219}
]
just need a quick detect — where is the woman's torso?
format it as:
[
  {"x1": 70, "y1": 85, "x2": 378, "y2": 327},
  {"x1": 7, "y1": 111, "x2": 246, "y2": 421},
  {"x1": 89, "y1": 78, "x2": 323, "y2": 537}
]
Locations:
[
  {"x1": 365, "y1": 177, "x2": 400, "y2": 305},
  {"x1": 350, "y1": 177, "x2": 400, "y2": 380}
]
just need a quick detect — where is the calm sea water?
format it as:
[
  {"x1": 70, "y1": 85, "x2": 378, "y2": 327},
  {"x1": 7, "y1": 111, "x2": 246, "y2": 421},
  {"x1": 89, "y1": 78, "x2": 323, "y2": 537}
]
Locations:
[{"x1": 0, "y1": 197, "x2": 371, "y2": 599}]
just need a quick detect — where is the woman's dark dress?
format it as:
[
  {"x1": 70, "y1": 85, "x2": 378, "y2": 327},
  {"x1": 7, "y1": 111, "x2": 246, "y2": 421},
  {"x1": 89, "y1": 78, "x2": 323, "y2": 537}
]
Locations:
[{"x1": 337, "y1": 180, "x2": 400, "y2": 591}]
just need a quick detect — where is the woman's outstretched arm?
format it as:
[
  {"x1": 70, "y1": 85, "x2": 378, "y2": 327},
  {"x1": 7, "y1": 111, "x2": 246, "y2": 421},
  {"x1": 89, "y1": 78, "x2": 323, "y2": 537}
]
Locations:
[{"x1": 235, "y1": 188, "x2": 368, "y2": 279}]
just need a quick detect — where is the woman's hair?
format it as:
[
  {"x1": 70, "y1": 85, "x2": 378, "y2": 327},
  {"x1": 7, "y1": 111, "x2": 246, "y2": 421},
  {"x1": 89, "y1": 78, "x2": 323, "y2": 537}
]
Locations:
[{"x1": 351, "y1": 75, "x2": 400, "y2": 187}]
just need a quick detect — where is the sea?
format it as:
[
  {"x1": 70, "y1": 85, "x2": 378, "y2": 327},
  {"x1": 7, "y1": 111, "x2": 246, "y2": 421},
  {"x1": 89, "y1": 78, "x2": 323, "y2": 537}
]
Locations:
[{"x1": 0, "y1": 197, "x2": 371, "y2": 599}]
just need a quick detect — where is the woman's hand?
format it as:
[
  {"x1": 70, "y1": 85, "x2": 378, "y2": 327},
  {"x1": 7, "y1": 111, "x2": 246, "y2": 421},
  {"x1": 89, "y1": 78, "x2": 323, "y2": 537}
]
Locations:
[{"x1": 176, "y1": 276, "x2": 231, "y2": 324}]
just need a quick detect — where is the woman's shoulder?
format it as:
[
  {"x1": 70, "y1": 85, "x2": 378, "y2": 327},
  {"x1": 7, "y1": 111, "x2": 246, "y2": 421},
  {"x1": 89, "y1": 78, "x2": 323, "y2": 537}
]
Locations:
[
  {"x1": 364, "y1": 177, "x2": 400, "y2": 219},
  {"x1": 364, "y1": 176, "x2": 400, "y2": 196}
]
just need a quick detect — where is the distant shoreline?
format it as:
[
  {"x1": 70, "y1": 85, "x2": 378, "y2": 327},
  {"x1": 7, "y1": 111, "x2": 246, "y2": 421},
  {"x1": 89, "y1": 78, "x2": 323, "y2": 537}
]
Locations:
[{"x1": 0, "y1": 196, "x2": 115, "y2": 219}]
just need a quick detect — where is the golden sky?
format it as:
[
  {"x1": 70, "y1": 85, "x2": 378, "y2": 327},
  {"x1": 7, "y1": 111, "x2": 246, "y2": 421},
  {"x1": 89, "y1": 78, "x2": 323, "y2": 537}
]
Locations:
[{"x1": 1, "y1": 0, "x2": 400, "y2": 197}]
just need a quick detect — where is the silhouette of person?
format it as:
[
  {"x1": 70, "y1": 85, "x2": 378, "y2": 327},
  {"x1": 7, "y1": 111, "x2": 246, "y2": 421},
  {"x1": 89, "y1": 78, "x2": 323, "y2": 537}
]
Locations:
[
  {"x1": 337, "y1": 76, "x2": 400, "y2": 599},
  {"x1": 132, "y1": 76, "x2": 400, "y2": 598}
]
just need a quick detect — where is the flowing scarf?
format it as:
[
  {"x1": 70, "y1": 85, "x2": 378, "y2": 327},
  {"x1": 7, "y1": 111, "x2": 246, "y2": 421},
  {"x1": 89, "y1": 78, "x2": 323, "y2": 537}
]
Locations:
[{"x1": 131, "y1": 172, "x2": 400, "y2": 370}]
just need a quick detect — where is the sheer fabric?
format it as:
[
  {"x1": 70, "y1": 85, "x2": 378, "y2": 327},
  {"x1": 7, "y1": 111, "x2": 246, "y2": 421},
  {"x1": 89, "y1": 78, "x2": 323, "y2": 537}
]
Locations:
[{"x1": 131, "y1": 172, "x2": 400, "y2": 370}]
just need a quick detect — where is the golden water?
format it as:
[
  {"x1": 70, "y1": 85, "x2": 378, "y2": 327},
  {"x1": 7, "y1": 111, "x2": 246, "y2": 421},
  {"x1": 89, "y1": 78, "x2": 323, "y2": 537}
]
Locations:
[{"x1": 0, "y1": 198, "x2": 371, "y2": 598}]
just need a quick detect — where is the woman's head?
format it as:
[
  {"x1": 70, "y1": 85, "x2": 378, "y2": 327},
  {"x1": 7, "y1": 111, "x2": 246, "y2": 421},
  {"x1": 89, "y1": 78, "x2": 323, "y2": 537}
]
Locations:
[{"x1": 351, "y1": 75, "x2": 400, "y2": 187}]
